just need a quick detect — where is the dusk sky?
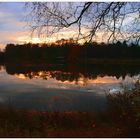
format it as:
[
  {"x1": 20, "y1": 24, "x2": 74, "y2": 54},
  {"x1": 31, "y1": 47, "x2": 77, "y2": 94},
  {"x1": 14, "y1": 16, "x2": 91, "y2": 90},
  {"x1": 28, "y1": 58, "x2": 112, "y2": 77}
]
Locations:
[
  {"x1": 0, "y1": 2, "x2": 138, "y2": 50},
  {"x1": 0, "y1": 2, "x2": 29, "y2": 50},
  {"x1": 0, "y1": 2, "x2": 80, "y2": 50}
]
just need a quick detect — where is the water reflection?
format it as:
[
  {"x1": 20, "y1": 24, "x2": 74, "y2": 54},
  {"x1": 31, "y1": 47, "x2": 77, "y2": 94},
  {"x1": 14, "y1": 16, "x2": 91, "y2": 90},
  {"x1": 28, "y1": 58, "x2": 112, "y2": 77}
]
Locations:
[
  {"x1": 1, "y1": 63, "x2": 140, "y2": 90},
  {"x1": 5, "y1": 63, "x2": 140, "y2": 81},
  {"x1": 15, "y1": 72, "x2": 135, "y2": 85},
  {"x1": 6, "y1": 64, "x2": 140, "y2": 87},
  {"x1": 0, "y1": 63, "x2": 140, "y2": 112}
]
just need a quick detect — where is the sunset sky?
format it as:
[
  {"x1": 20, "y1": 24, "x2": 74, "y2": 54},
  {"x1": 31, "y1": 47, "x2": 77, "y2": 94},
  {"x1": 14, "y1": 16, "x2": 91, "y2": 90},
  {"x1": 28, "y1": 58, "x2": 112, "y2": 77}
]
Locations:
[
  {"x1": 0, "y1": 2, "x2": 138, "y2": 50},
  {"x1": 0, "y1": 2, "x2": 28, "y2": 49},
  {"x1": 0, "y1": 2, "x2": 78, "y2": 50}
]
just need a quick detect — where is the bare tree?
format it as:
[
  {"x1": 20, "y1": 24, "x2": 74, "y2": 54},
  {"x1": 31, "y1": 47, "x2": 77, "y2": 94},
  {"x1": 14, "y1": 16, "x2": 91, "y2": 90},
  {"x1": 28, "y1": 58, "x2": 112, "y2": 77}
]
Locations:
[{"x1": 26, "y1": 2, "x2": 140, "y2": 43}]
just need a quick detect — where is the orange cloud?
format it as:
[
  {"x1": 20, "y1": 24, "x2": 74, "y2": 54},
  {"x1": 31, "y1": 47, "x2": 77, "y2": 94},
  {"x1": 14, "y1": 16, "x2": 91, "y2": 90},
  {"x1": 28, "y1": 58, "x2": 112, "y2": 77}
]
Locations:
[{"x1": 0, "y1": 19, "x2": 116, "y2": 51}]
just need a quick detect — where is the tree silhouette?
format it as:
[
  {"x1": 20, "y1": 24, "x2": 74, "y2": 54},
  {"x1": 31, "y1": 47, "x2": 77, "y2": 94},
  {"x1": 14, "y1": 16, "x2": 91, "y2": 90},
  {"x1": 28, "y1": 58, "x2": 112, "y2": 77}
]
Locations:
[{"x1": 27, "y1": 2, "x2": 140, "y2": 43}]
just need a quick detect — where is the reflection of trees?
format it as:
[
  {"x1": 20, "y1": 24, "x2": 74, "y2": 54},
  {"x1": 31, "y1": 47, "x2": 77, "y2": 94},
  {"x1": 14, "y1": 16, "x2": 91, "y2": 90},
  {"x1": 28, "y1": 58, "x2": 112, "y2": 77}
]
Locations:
[
  {"x1": 5, "y1": 63, "x2": 140, "y2": 82},
  {"x1": 17, "y1": 71, "x2": 82, "y2": 82},
  {"x1": 0, "y1": 50, "x2": 4, "y2": 64}
]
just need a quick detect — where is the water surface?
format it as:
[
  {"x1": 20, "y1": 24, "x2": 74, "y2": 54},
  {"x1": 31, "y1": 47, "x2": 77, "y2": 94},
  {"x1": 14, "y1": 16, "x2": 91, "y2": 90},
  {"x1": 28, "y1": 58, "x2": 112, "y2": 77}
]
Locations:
[{"x1": 0, "y1": 64, "x2": 139, "y2": 112}]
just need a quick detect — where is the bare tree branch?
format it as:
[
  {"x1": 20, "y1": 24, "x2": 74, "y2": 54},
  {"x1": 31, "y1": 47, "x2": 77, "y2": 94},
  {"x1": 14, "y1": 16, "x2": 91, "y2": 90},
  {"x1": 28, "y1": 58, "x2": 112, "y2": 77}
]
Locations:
[{"x1": 26, "y1": 2, "x2": 140, "y2": 43}]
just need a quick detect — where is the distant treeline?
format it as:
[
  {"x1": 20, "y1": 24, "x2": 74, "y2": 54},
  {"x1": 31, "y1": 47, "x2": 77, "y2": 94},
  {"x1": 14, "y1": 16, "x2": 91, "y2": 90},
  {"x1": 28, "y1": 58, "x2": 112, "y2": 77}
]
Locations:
[{"x1": 1, "y1": 39, "x2": 140, "y2": 64}]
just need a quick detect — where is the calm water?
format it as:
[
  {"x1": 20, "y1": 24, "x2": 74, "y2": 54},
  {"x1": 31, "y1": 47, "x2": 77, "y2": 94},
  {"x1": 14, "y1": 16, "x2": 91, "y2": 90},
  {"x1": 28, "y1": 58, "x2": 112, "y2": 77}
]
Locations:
[{"x1": 0, "y1": 64, "x2": 140, "y2": 112}]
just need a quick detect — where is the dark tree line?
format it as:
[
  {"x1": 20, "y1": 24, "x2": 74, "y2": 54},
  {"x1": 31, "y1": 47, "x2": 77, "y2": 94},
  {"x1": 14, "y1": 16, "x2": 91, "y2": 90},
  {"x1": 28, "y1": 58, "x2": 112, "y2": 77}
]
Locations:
[
  {"x1": 85, "y1": 41, "x2": 140, "y2": 59},
  {"x1": 0, "y1": 39, "x2": 140, "y2": 82},
  {"x1": 1, "y1": 40, "x2": 140, "y2": 64}
]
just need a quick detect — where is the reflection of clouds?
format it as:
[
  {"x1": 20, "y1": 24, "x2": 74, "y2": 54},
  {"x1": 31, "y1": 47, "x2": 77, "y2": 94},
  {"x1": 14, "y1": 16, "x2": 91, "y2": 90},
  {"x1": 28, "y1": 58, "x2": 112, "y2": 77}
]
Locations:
[
  {"x1": 58, "y1": 76, "x2": 122, "y2": 85},
  {"x1": 13, "y1": 70, "x2": 137, "y2": 92},
  {"x1": 0, "y1": 68, "x2": 138, "y2": 97},
  {"x1": 0, "y1": 68, "x2": 137, "y2": 111},
  {"x1": 15, "y1": 74, "x2": 26, "y2": 80},
  {"x1": 88, "y1": 76, "x2": 122, "y2": 84}
]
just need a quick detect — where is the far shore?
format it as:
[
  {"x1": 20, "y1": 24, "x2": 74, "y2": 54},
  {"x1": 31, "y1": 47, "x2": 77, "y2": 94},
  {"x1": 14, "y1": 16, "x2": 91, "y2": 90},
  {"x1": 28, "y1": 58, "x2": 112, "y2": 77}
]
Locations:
[{"x1": 83, "y1": 58, "x2": 140, "y2": 65}]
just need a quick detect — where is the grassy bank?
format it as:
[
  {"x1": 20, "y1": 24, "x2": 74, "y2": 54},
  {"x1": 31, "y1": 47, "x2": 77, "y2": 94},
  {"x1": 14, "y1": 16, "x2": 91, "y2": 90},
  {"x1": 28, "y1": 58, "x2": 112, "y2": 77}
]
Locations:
[{"x1": 0, "y1": 107, "x2": 128, "y2": 138}]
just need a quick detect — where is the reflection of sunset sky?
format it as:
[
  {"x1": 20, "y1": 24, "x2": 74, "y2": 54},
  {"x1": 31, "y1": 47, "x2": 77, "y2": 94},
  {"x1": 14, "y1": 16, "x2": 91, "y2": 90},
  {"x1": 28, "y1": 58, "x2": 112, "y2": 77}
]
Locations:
[
  {"x1": 0, "y1": 68, "x2": 138, "y2": 97},
  {"x1": 58, "y1": 76, "x2": 124, "y2": 85},
  {"x1": 16, "y1": 74, "x2": 26, "y2": 80},
  {"x1": 14, "y1": 70, "x2": 135, "y2": 86},
  {"x1": 0, "y1": 69, "x2": 108, "y2": 112}
]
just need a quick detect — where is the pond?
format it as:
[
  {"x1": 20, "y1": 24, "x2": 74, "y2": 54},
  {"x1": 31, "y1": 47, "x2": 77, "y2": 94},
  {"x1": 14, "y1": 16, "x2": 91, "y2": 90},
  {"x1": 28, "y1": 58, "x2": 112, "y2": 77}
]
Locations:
[{"x1": 0, "y1": 64, "x2": 139, "y2": 112}]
